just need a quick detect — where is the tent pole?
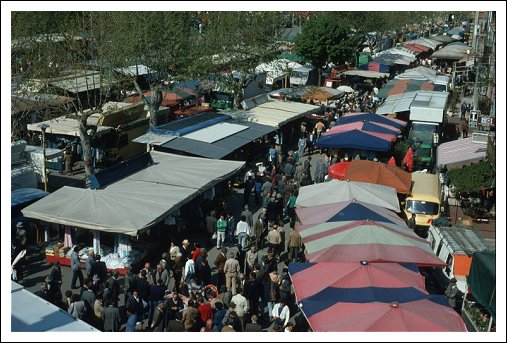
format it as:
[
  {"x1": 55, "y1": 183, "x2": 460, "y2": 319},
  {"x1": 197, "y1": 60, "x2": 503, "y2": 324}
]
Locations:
[{"x1": 487, "y1": 315, "x2": 493, "y2": 332}]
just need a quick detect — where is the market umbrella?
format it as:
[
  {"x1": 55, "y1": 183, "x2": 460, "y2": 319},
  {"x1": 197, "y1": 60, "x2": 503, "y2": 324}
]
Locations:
[
  {"x1": 297, "y1": 219, "x2": 445, "y2": 267},
  {"x1": 402, "y1": 147, "x2": 414, "y2": 172},
  {"x1": 295, "y1": 199, "x2": 407, "y2": 227},
  {"x1": 339, "y1": 112, "x2": 407, "y2": 129},
  {"x1": 344, "y1": 160, "x2": 412, "y2": 194},
  {"x1": 289, "y1": 262, "x2": 466, "y2": 332},
  {"x1": 388, "y1": 156, "x2": 396, "y2": 166},
  {"x1": 297, "y1": 293, "x2": 467, "y2": 332},
  {"x1": 326, "y1": 121, "x2": 401, "y2": 136},
  {"x1": 295, "y1": 180, "x2": 400, "y2": 212},
  {"x1": 327, "y1": 161, "x2": 350, "y2": 180},
  {"x1": 316, "y1": 129, "x2": 395, "y2": 152},
  {"x1": 289, "y1": 262, "x2": 427, "y2": 303}
]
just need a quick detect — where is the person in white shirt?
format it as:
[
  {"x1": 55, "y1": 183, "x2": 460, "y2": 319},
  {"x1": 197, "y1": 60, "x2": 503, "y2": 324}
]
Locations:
[
  {"x1": 231, "y1": 291, "x2": 249, "y2": 331},
  {"x1": 183, "y1": 258, "x2": 195, "y2": 284},
  {"x1": 235, "y1": 215, "x2": 250, "y2": 250},
  {"x1": 272, "y1": 299, "x2": 290, "y2": 328}
]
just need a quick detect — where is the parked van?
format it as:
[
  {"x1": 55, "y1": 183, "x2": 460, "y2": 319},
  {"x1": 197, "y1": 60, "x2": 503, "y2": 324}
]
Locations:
[
  {"x1": 404, "y1": 172, "x2": 441, "y2": 227},
  {"x1": 427, "y1": 224, "x2": 489, "y2": 294}
]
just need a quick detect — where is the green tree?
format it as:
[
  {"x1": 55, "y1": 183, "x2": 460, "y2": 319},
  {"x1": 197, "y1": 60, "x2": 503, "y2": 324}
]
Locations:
[
  {"x1": 447, "y1": 161, "x2": 494, "y2": 195},
  {"x1": 294, "y1": 13, "x2": 358, "y2": 85}
]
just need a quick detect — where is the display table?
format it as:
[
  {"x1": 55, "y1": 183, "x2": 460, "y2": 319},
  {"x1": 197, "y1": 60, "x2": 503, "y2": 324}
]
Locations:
[{"x1": 45, "y1": 242, "x2": 154, "y2": 276}]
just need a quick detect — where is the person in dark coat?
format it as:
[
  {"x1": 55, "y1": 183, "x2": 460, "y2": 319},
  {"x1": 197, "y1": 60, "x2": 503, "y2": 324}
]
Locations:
[
  {"x1": 126, "y1": 289, "x2": 144, "y2": 321},
  {"x1": 48, "y1": 261, "x2": 63, "y2": 305},
  {"x1": 90, "y1": 254, "x2": 107, "y2": 286},
  {"x1": 148, "y1": 278, "x2": 165, "y2": 326},
  {"x1": 34, "y1": 281, "x2": 50, "y2": 301},
  {"x1": 166, "y1": 311, "x2": 184, "y2": 332},
  {"x1": 136, "y1": 270, "x2": 151, "y2": 306},
  {"x1": 244, "y1": 314, "x2": 262, "y2": 332},
  {"x1": 212, "y1": 301, "x2": 227, "y2": 332},
  {"x1": 164, "y1": 290, "x2": 183, "y2": 328}
]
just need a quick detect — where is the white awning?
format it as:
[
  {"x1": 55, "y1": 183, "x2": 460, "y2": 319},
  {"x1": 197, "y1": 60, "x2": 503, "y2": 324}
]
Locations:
[
  {"x1": 230, "y1": 100, "x2": 320, "y2": 127},
  {"x1": 183, "y1": 122, "x2": 248, "y2": 143},
  {"x1": 22, "y1": 152, "x2": 245, "y2": 236}
]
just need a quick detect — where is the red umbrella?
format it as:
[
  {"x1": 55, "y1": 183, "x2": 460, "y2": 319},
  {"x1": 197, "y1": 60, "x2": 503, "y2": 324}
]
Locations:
[
  {"x1": 388, "y1": 156, "x2": 396, "y2": 167},
  {"x1": 402, "y1": 147, "x2": 414, "y2": 172},
  {"x1": 328, "y1": 162, "x2": 351, "y2": 180}
]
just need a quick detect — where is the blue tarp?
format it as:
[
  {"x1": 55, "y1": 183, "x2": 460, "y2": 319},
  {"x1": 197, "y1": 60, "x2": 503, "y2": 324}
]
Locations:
[
  {"x1": 11, "y1": 188, "x2": 49, "y2": 208},
  {"x1": 337, "y1": 113, "x2": 406, "y2": 129},
  {"x1": 316, "y1": 130, "x2": 392, "y2": 152}
]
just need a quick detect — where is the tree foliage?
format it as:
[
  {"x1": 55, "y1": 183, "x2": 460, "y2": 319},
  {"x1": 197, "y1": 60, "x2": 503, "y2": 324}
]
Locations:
[
  {"x1": 447, "y1": 161, "x2": 494, "y2": 194},
  {"x1": 294, "y1": 12, "x2": 358, "y2": 79}
]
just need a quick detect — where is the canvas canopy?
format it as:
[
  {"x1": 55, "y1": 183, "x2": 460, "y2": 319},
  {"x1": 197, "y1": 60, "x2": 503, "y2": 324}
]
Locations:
[
  {"x1": 22, "y1": 152, "x2": 244, "y2": 236},
  {"x1": 297, "y1": 220, "x2": 446, "y2": 267},
  {"x1": 344, "y1": 160, "x2": 412, "y2": 194},
  {"x1": 295, "y1": 180, "x2": 400, "y2": 212},
  {"x1": 467, "y1": 250, "x2": 496, "y2": 316}
]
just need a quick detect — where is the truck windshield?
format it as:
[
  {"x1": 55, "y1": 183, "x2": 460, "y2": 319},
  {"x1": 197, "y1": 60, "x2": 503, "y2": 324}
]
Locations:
[
  {"x1": 292, "y1": 71, "x2": 308, "y2": 79},
  {"x1": 410, "y1": 123, "x2": 437, "y2": 143},
  {"x1": 406, "y1": 200, "x2": 439, "y2": 215}
]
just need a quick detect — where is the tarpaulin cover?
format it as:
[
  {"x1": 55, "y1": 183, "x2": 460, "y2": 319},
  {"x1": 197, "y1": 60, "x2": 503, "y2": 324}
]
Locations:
[
  {"x1": 297, "y1": 219, "x2": 445, "y2": 267},
  {"x1": 295, "y1": 180, "x2": 400, "y2": 212},
  {"x1": 344, "y1": 160, "x2": 412, "y2": 194},
  {"x1": 467, "y1": 250, "x2": 496, "y2": 316},
  {"x1": 11, "y1": 188, "x2": 49, "y2": 208}
]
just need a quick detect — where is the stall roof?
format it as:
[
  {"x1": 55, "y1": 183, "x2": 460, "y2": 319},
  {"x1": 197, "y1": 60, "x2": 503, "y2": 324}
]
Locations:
[
  {"x1": 431, "y1": 44, "x2": 470, "y2": 60},
  {"x1": 161, "y1": 120, "x2": 275, "y2": 159},
  {"x1": 11, "y1": 281, "x2": 98, "y2": 332},
  {"x1": 22, "y1": 152, "x2": 245, "y2": 235},
  {"x1": 342, "y1": 69, "x2": 390, "y2": 79},
  {"x1": 229, "y1": 99, "x2": 320, "y2": 127},
  {"x1": 404, "y1": 38, "x2": 441, "y2": 50},
  {"x1": 376, "y1": 91, "x2": 418, "y2": 114},
  {"x1": 436, "y1": 137, "x2": 488, "y2": 169}
]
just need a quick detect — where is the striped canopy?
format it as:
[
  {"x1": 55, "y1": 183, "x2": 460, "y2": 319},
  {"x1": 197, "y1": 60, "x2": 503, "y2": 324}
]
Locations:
[
  {"x1": 297, "y1": 220, "x2": 445, "y2": 267},
  {"x1": 295, "y1": 199, "x2": 406, "y2": 227}
]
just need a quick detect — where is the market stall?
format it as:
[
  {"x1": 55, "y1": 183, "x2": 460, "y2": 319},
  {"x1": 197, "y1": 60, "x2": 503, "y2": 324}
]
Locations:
[{"x1": 23, "y1": 152, "x2": 245, "y2": 274}]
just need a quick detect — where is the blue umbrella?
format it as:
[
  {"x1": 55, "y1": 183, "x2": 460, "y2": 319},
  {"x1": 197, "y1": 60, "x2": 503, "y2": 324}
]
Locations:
[{"x1": 316, "y1": 130, "x2": 392, "y2": 152}]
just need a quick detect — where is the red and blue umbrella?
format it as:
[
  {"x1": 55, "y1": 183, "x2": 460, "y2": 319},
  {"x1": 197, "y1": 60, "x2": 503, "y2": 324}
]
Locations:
[
  {"x1": 338, "y1": 112, "x2": 407, "y2": 129},
  {"x1": 326, "y1": 120, "x2": 401, "y2": 136},
  {"x1": 297, "y1": 219, "x2": 446, "y2": 267},
  {"x1": 295, "y1": 199, "x2": 406, "y2": 227},
  {"x1": 289, "y1": 262, "x2": 467, "y2": 332}
]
